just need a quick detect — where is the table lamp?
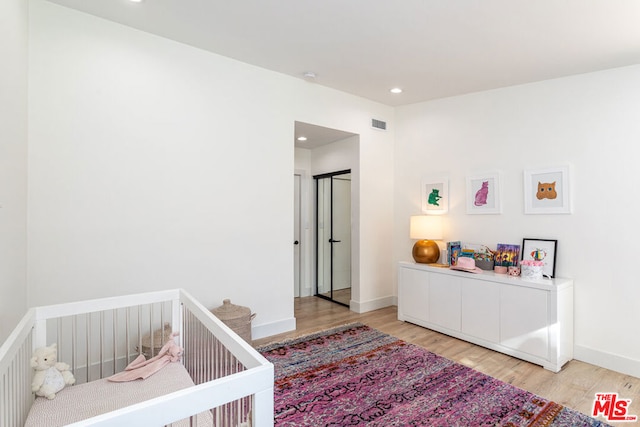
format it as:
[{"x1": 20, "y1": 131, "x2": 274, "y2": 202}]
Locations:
[{"x1": 410, "y1": 215, "x2": 442, "y2": 264}]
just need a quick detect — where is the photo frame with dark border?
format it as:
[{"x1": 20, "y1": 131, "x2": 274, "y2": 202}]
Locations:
[{"x1": 521, "y1": 238, "x2": 558, "y2": 278}]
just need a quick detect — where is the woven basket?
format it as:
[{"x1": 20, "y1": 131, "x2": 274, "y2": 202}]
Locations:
[
  {"x1": 211, "y1": 299, "x2": 255, "y2": 345},
  {"x1": 140, "y1": 322, "x2": 173, "y2": 357}
]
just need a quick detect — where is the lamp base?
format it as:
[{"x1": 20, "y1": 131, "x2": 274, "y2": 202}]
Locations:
[{"x1": 412, "y1": 240, "x2": 440, "y2": 264}]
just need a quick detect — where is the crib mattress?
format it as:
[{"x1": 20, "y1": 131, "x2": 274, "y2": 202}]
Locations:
[{"x1": 25, "y1": 362, "x2": 212, "y2": 426}]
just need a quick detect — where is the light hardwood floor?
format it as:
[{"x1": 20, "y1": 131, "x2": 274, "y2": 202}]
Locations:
[{"x1": 253, "y1": 296, "x2": 640, "y2": 426}]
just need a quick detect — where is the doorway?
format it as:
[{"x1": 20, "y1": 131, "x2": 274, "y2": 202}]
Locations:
[{"x1": 315, "y1": 170, "x2": 351, "y2": 306}]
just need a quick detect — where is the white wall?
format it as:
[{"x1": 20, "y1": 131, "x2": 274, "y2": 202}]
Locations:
[
  {"x1": 394, "y1": 65, "x2": 640, "y2": 377},
  {"x1": 310, "y1": 136, "x2": 359, "y2": 176},
  {"x1": 358, "y1": 127, "x2": 395, "y2": 311},
  {"x1": 0, "y1": 0, "x2": 28, "y2": 342},
  {"x1": 27, "y1": 0, "x2": 395, "y2": 340}
]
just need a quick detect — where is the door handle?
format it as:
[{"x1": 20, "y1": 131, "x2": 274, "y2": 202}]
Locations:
[
  {"x1": 329, "y1": 239, "x2": 341, "y2": 243},
  {"x1": 294, "y1": 240, "x2": 299, "y2": 245}
]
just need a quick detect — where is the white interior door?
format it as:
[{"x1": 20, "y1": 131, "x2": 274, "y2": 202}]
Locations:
[{"x1": 294, "y1": 174, "x2": 301, "y2": 297}]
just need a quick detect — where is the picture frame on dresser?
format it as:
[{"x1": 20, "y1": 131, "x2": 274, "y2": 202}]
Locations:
[
  {"x1": 522, "y1": 238, "x2": 558, "y2": 278},
  {"x1": 494, "y1": 243, "x2": 520, "y2": 267}
]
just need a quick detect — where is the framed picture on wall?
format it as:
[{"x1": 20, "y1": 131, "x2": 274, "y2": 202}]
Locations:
[
  {"x1": 524, "y1": 166, "x2": 571, "y2": 214},
  {"x1": 522, "y1": 238, "x2": 558, "y2": 277},
  {"x1": 421, "y1": 176, "x2": 448, "y2": 214},
  {"x1": 466, "y1": 172, "x2": 502, "y2": 214}
]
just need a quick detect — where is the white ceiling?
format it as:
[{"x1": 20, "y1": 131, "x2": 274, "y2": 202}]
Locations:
[
  {"x1": 294, "y1": 122, "x2": 357, "y2": 150},
  {"x1": 44, "y1": 0, "x2": 640, "y2": 108}
]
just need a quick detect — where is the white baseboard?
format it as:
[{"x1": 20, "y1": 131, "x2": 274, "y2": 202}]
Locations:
[
  {"x1": 350, "y1": 295, "x2": 397, "y2": 314},
  {"x1": 574, "y1": 344, "x2": 640, "y2": 378},
  {"x1": 251, "y1": 317, "x2": 296, "y2": 340}
]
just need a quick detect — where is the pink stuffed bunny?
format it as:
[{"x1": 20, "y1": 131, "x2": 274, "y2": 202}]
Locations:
[{"x1": 108, "y1": 332, "x2": 183, "y2": 382}]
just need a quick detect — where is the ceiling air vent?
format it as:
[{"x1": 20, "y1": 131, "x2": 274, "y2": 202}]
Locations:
[{"x1": 371, "y1": 118, "x2": 387, "y2": 131}]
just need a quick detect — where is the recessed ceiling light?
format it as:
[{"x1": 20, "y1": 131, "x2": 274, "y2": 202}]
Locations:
[
  {"x1": 129, "y1": 0, "x2": 143, "y2": 3},
  {"x1": 297, "y1": 136, "x2": 307, "y2": 141},
  {"x1": 390, "y1": 88, "x2": 403, "y2": 94}
]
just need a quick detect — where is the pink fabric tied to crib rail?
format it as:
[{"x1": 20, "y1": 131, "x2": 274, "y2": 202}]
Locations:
[{"x1": 108, "y1": 332, "x2": 183, "y2": 382}]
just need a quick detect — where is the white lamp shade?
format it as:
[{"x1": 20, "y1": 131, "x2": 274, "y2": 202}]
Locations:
[{"x1": 410, "y1": 215, "x2": 443, "y2": 240}]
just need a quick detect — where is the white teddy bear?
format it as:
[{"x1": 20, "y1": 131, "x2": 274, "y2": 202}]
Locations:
[{"x1": 31, "y1": 343, "x2": 76, "y2": 399}]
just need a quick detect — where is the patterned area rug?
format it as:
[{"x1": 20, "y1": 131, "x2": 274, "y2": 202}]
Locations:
[{"x1": 258, "y1": 323, "x2": 610, "y2": 427}]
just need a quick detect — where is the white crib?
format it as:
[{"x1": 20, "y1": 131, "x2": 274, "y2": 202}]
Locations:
[{"x1": 0, "y1": 289, "x2": 274, "y2": 426}]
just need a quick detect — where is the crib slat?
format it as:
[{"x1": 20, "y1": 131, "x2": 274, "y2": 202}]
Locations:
[
  {"x1": 149, "y1": 305, "x2": 154, "y2": 357},
  {"x1": 99, "y1": 311, "x2": 104, "y2": 379},
  {"x1": 71, "y1": 315, "x2": 77, "y2": 378},
  {"x1": 86, "y1": 313, "x2": 91, "y2": 382},
  {"x1": 112, "y1": 309, "x2": 117, "y2": 375},
  {"x1": 125, "y1": 307, "x2": 131, "y2": 365}
]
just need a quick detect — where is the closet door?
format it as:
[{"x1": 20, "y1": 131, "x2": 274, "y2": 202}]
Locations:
[{"x1": 315, "y1": 170, "x2": 351, "y2": 306}]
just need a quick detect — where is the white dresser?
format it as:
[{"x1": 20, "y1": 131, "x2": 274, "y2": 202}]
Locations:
[{"x1": 397, "y1": 261, "x2": 574, "y2": 372}]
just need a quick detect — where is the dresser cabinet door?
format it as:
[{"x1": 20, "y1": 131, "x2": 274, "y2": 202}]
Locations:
[
  {"x1": 461, "y1": 278, "x2": 500, "y2": 343},
  {"x1": 428, "y1": 272, "x2": 461, "y2": 331},
  {"x1": 500, "y1": 285, "x2": 549, "y2": 359},
  {"x1": 398, "y1": 267, "x2": 429, "y2": 323}
]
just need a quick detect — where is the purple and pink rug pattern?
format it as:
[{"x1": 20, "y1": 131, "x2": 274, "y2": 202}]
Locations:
[{"x1": 259, "y1": 323, "x2": 610, "y2": 427}]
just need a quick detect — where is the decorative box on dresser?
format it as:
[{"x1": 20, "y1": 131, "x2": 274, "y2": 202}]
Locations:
[{"x1": 397, "y1": 261, "x2": 574, "y2": 372}]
